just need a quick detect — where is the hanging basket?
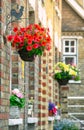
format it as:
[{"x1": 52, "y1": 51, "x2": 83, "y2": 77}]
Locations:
[
  {"x1": 57, "y1": 79, "x2": 69, "y2": 85},
  {"x1": 18, "y1": 49, "x2": 35, "y2": 62},
  {"x1": 9, "y1": 106, "x2": 20, "y2": 119}
]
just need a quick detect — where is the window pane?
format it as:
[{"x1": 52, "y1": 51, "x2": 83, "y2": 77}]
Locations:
[
  {"x1": 71, "y1": 41, "x2": 74, "y2": 46},
  {"x1": 65, "y1": 57, "x2": 74, "y2": 64},
  {"x1": 65, "y1": 41, "x2": 69, "y2": 46},
  {"x1": 65, "y1": 47, "x2": 69, "y2": 52},
  {"x1": 71, "y1": 47, "x2": 74, "y2": 52}
]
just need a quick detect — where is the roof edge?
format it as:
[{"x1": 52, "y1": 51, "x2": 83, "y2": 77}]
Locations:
[{"x1": 65, "y1": 0, "x2": 84, "y2": 19}]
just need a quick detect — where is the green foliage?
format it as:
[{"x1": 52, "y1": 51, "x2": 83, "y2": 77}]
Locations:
[
  {"x1": 54, "y1": 119, "x2": 80, "y2": 130},
  {"x1": 53, "y1": 62, "x2": 80, "y2": 81},
  {"x1": 54, "y1": 71, "x2": 71, "y2": 80},
  {"x1": 10, "y1": 95, "x2": 25, "y2": 108}
]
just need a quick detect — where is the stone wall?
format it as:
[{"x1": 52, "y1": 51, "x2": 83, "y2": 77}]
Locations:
[
  {"x1": 59, "y1": 85, "x2": 69, "y2": 118},
  {"x1": 62, "y1": 0, "x2": 84, "y2": 119},
  {"x1": 62, "y1": 0, "x2": 84, "y2": 31}
]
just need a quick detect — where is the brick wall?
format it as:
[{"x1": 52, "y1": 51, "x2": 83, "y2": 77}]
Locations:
[
  {"x1": 78, "y1": 39, "x2": 84, "y2": 83},
  {"x1": 0, "y1": 0, "x2": 28, "y2": 129},
  {"x1": 37, "y1": 0, "x2": 62, "y2": 129},
  {"x1": 38, "y1": 52, "x2": 48, "y2": 130},
  {"x1": 0, "y1": 1, "x2": 62, "y2": 130},
  {"x1": 0, "y1": 0, "x2": 10, "y2": 129}
]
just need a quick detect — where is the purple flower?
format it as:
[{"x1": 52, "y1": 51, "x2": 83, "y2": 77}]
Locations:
[{"x1": 48, "y1": 102, "x2": 55, "y2": 110}]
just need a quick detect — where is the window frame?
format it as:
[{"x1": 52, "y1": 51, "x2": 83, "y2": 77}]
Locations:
[
  {"x1": 63, "y1": 39, "x2": 77, "y2": 55},
  {"x1": 62, "y1": 38, "x2": 81, "y2": 83},
  {"x1": 62, "y1": 38, "x2": 78, "y2": 65},
  {"x1": 63, "y1": 55, "x2": 77, "y2": 65}
]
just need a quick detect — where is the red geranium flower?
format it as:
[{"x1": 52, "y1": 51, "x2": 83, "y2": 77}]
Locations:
[
  {"x1": 7, "y1": 35, "x2": 13, "y2": 41},
  {"x1": 7, "y1": 24, "x2": 51, "y2": 57},
  {"x1": 26, "y1": 46, "x2": 32, "y2": 51},
  {"x1": 13, "y1": 27, "x2": 18, "y2": 32}
]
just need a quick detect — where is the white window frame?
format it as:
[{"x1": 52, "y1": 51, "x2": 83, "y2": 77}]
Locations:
[
  {"x1": 63, "y1": 55, "x2": 77, "y2": 65},
  {"x1": 63, "y1": 39, "x2": 77, "y2": 55},
  {"x1": 62, "y1": 38, "x2": 81, "y2": 83},
  {"x1": 62, "y1": 38, "x2": 78, "y2": 65}
]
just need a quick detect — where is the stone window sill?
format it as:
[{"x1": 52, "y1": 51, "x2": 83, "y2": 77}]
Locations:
[
  {"x1": 69, "y1": 80, "x2": 81, "y2": 84},
  {"x1": 28, "y1": 117, "x2": 38, "y2": 124},
  {"x1": 9, "y1": 118, "x2": 23, "y2": 126},
  {"x1": 9, "y1": 117, "x2": 38, "y2": 126},
  {"x1": 48, "y1": 116, "x2": 54, "y2": 121}
]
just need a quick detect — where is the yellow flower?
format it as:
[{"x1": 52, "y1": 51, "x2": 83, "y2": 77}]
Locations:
[
  {"x1": 53, "y1": 62, "x2": 80, "y2": 81},
  {"x1": 69, "y1": 69, "x2": 77, "y2": 76},
  {"x1": 63, "y1": 64, "x2": 69, "y2": 72},
  {"x1": 55, "y1": 70, "x2": 61, "y2": 73}
]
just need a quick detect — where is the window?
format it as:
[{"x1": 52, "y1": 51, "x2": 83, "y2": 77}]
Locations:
[
  {"x1": 62, "y1": 39, "x2": 77, "y2": 65},
  {"x1": 63, "y1": 56, "x2": 76, "y2": 65},
  {"x1": 41, "y1": 0, "x2": 44, "y2": 5}
]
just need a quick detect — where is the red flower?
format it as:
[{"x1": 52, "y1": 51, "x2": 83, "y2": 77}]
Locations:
[
  {"x1": 41, "y1": 42, "x2": 46, "y2": 46},
  {"x1": 7, "y1": 24, "x2": 51, "y2": 56},
  {"x1": 28, "y1": 39, "x2": 33, "y2": 45},
  {"x1": 52, "y1": 107, "x2": 57, "y2": 114},
  {"x1": 13, "y1": 27, "x2": 18, "y2": 32},
  {"x1": 26, "y1": 46, "x2": 32, "y2": 51},
  {"x1": 48, "y1": 102, "x2": 57, "y2": 115},
  {"x1": 19, "y1": 42, "x2": 24, "y2": 47},
  {"x1": 46, "y1": 45, "x2": 51, "y2": 51},
  {"x1": 12, "y1": 41, "x2": 16, "y2": 47},
  {"x1": 7, "y1": 35, "x2": 13, "y2": 41},
  {"x1": 13, "y1": 35, "x2": 22, "y2": 43},
  {"x1": 20, "y1": 27, "x2": 26, "y2": 32},
  {"x1": 33, "y1": 43, "x2": 39, "y2": 49}
]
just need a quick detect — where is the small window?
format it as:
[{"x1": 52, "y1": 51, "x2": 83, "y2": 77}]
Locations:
[
  {"x1": 63, "y1": 39, "x2": 77, "y2": 55},
  {"x1": 62, "y1": 39, "x2": 77, "y2": 65},
  {"x1": 63, "y1": 56, "x2": 76, "y2": 65}
]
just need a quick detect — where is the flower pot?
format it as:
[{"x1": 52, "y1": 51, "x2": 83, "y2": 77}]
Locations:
[
  {"x1": 18, "y1": 49, "x2": 35, "y2": 62},
  {"x1": 57, "y1": 79, "x2": 69, "y2": 85},
  {"x1": 9, "y1": 106, "x2": 20, "y2": 119}
]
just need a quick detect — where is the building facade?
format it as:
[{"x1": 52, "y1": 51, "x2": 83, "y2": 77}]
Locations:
[
  {"x1": 62, "y1": 0, "x2": 84, "y2": 120},
  {"x1": 0, "y1": 0, "x2": 62, "y2": 130}
]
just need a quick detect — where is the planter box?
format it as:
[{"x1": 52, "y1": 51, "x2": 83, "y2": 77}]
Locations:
[
  {"x1": 9, "y1": 118, "x2": 23, "y2": 126},
  {"x1": 9, "y1": 106, "x2": 20, "y2": 119},
  {"x1": 48, "y1": 116, "x2": 54, "y2": 121},
  {"x1": 27, "y1": 117, "x2": 38, "y2": 130}
]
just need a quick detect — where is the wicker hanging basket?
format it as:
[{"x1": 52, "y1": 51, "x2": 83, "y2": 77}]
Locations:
[
  {"x1": 18, "y1": 49, "x2": 35, "y2": 62},
  {"x1": 57, "y1": 79, "x2": 69, "y2": 85}
]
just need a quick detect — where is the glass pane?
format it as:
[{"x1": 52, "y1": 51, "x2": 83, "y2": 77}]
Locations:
[
  {"x1": 65, "y1": 41, "x2": 69, "y2": 46},
  {"x1": 65, "y1": 47, "x2": 69, "y2": 52},
  {"x1": 71, "y1": 47, "x2": 74, "y2": 52},
  {"x1": 71, "y1": 41, "x2": 74, "y2": 46},
  {"x1": 65, "y1": 57, "x2": 74, "y2": 65}
]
